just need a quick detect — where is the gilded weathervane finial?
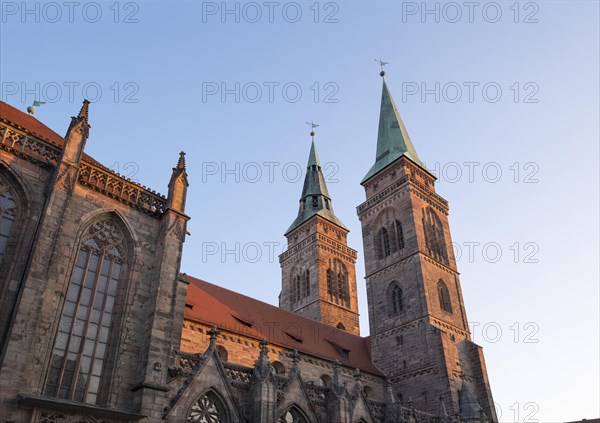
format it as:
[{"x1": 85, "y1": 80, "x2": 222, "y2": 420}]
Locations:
[
  {"x1": 306, "y1": 121, "x2": 319, "y2": 140},
  {"x1": 27, "y1": 100, "x2": 46, "y2": 115},
  {"x1": 375, "y1": 59, "x2": 389, "y2": 78}
]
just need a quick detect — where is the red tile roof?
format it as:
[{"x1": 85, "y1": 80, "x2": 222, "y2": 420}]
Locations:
[
  {"x1": 0, "y1": 101, "x2": 101, "y2": 166},
  {"x1": 184, "y1": 276, "x2": 383, "y2": 376},
  {"x1": 0, "y1": 101, "x2": 66, "y2": 145}
]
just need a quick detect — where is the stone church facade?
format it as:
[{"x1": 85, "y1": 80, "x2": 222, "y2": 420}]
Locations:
[{"x1": 0, "y1": 76, "x2": 497, "y2": 422}]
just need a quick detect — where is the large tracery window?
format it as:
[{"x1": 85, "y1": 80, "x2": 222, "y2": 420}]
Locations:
[
  {"x1": 279, "y1": 407, "x2": 308, "y2": 423},
  {"x1": 44, "y1": 219, "x2": 127, "y2": 404},
  {"x1": 423, "y1": 207, "x2": 449, "y2": 265},
  {"x1": 187, "y1": 390, "x2": 227, "y2": 423},
  {"x1": 0, "y1": 174, "x2": 18, "y2": 264},
  {"x1": 327, "y1": 258, "x2": 349, "y2": 308}
]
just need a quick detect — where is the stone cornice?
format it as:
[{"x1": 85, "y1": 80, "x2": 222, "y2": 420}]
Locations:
[
  {"x1": 279, "y1": 232, "x2": 357, "y2": 264},
  {"x1": 365, "y1": 252, "x2": 458, "y2": 280},
  {"x1": 357, "y1": 174, "x2": 448, "y2": 219}
]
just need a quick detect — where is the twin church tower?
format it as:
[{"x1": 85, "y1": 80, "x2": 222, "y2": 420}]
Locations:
[{"x1": 279, "y1": 73, "x2": 497, "y2": 419}]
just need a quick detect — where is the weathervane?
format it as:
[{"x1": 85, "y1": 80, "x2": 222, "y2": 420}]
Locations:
[
  {"x1": 306, "y1": 121, "x2": 319, "y2": 140},
  {"x1": 375, "y1": 59, "x2": 389, "y2": 78},
  {"x1": 27, "y1": 100, "x2": 46, "y2": 115}
]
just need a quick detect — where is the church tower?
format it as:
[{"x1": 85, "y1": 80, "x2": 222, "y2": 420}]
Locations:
[
  {"x1": 279, "y1": 131, "x2": 360, "y2": 335},
  {"x1": 357, "y1": 72, "x2": 497, "y2": 420}
]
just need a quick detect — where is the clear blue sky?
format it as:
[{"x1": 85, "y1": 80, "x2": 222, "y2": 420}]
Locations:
[{"x1": 1, "y1": 1, "x2": 598, "y2": 421}]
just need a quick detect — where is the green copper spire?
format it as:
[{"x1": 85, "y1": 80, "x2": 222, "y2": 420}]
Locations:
[
  {"x1": 361, "y1": 79, "x2": 430, "y2": 184},
  {"x1": 285, "y1": 136, "x2": 347, "y2": 236},
  {"x1": 307, "y1": 139, "x2": 320, "y2": 167}
]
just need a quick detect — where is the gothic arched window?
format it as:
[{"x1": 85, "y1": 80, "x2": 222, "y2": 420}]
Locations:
[
  {"x1": 336, "y1": 322, "x2": 346, "y2": 331},
  {"x1": 304, "y1": 269, "x2": 310, "y2": 297},
  {"x1": 295, "y1": 274, "x2": 301, "y2": 303},
  {"x1": 437, "y1": 280, "x2": 453, "y2": 314},
  {"x1": 271, "y1": 361, "x2": 285, "y2": 376},
  {"x1": 278, "y1": 406, "x2": 308, "y2": 423},
  {"x1": 44, "y1": 218, "x2": 128, "y2": 404},
  {"x1": 216, "y1": 345, "x2": 228, "y2": 362},
  {"x1": 388, "y1": 282, "x2": 404, "y2": 315},
  {"x1": 0, "y1": 174, "x2": 18, "y2": 265},
  {"x1": 395, "y1": 219, "x2": 405, "y2": 250},
  {"x1": 187, "y1": 390, "x2": 227, "y2": 423},
  {"x1": 423, "y1": 207, "x2": 449, "y2": 265},
  {"x1": 319, "y1": 374, "x2": 332, "y2": 387},
  {"x1": 380, "y1": 227, "x2": 391, "y2": 258},
  {"x1": 327, "y1": 259, "x2": 349, "y2": 307}
]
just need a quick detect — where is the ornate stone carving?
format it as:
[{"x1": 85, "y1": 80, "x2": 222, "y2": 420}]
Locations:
[
  {"x1": 78, "y1": 162, "x2": 167, "y2": 216},
  {"x1": 0, "y1": 124, "x2": 61, "y2": 166},
  {"x1": 187, "y1": 391, "x2": 226, "y2": 423}
]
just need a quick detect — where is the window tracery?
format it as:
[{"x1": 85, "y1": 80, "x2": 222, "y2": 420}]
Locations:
[
  {"x1": 187, "y1": 391, "x2": 227, "y2": 423},
  {"x1": 44, "y1": 218, "x2": 127, "y2": 404},
  {"x1": 0, "y1": 174, "x2": 18, "y2": 264}
]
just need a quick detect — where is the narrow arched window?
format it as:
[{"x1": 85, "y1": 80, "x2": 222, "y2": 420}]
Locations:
[
  {"x1": 392, "y1": 285, "x2": 403, "y2": 314},
  {"x1": 387, "y1": 282, "x2": 404, "y2": 315},
  {"x1": 380, "y1": 227, "x2": 391, "y2": 258},
  {"x1": 395, "y1": 219, "x2": 405, "y2": 250},
  {"x1": 326, "y1": 269, "x2": 333, "y2": 297},
  {"x1": 304, "y1": 269, "x2": 310, "y2": 297},
  {"x1": 437, "y1": 280, "x2": 453, "y2": 314},
  {"x1": 216, "y1": 345, "x2": 228, "y2": 362},
  {"x1": 188, "y1": 390, "x2": 227, "y2": 423},
  {"x1": 271, "y1": 361, "x2": 286, "y2": 376},
  {"x1": 319, "y1": 374, "x2": 331, "y2": 387},
  {"x1": 295, "y1": 274, "x2": 301, "y2": 302},
  {"x1": 0, "y1": 174, "x2": 18, "y2": 265},
  {"x1": 44, "y1": 218, "x2": 127, "y2": 404}
]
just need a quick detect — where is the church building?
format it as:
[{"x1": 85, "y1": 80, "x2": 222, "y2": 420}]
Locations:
[{"x1": 0, "y1": 74, "x2": 497, "y2": 422}]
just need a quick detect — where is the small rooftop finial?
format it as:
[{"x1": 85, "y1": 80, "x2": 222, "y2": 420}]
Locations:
[
  {"x1": 375, "y1": 59, "x2": 389, "y2": 78},
  {"x1": 176, "y1": 151, "x2": 186, "y2": 170},
  {"x1": 208, "y1": 325, "x2": 220, "y2": 347},
  {"x1": 27, "y1": 100, "x2": 46, "y2": 115},
  {"x1": 306, "y1": 121, "x2": 319, "y2": 140}
]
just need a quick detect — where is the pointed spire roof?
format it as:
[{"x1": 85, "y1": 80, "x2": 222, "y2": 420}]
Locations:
[
  {"x1": 170, "y1": 150, "x2": 188, "y2": 184},
  {"x1": 307, "y1": 139, "x2": 320, "y2": 167},
  {"x1": 285, "y1": 137, "x2": 347, "y2": 235},
  {"x1": 176, "y1": 151, "x2": 186, "y2": 171},
  {"x1": 361, "y1": 79, "x2": 430, "y2": 184},
  {"x1": 77, "y1": 99, "x2": 90, "y2": 125}
]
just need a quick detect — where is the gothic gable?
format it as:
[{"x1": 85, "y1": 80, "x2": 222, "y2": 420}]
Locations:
[{"x1": 165, "y1": 345, "x2": 243, "y2": 422}]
